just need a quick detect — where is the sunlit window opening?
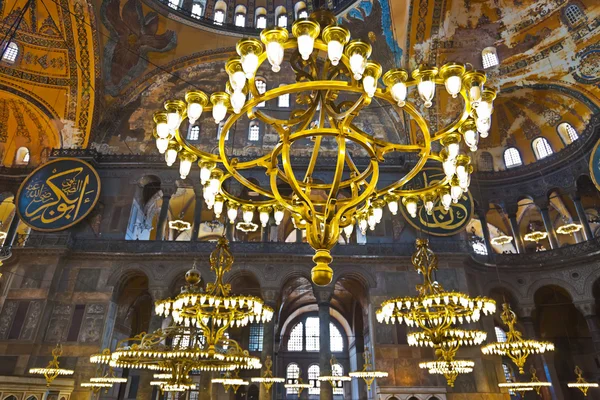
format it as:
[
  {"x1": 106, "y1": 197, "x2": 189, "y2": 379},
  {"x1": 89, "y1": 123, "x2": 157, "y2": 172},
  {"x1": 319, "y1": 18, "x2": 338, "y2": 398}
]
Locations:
[
  {"x1": 256, "y1": 15, "x2": 267, "y2": 29},
  {"x1": 482, "y1": 47, "x2": 499, "y2": 69},
  {"x1": 255, "y1": 78, "x2": 267, "y2": 107},
  {"x1": 248, "y1": 323, "x2": 263, "y2": 351},
  {"x1": 533, "y1": 137, "x2": 553, "y2": 160},
  {"x1": 191, "y1": 2, "x2": 204, "y2": 18},
  {"x1": 235, "y1": 13, "x2": 246, "y2": 27},
  {"x1": 188, "y1": 125, "x2": 200, "y2": 141},
  {"x1": 15, "y1": 147, "x2": 30, "y2": 166},
  {"x1": 565, "y1": 4, "x2": 585, "y2": 26},
  {"x1": 248, "y1": 122, "x2": 260, "y2": 141},
  {"x1": 214, "y1": 10, "x2": 225, "y2": 25},
  {"x1": 288, "y1": 322, "x2": 303, "y2": 351},
  {"x1": 472, "y1": 241, "x2": 488, "y2": 255},
  {"x1": 286, "y1": 363, "x2": 300, "y2": 394},
  {"x1": 558, "y1": 122, "x2": 579, "y2": 144},
  {"x1": 2, "y1": 42, "x2": 18, "y2": 64},
  {"x1": 495, "y1": 326, "x2": 507, "y2": 342},
  {"x1": 504, "y1": 147, "x2": 522, "y2": 168},
  {"x1": 308, "y1": 364, "x2": 320, "y2": 395},
  {"x1": 278, "y1": 85, "x2": 290, "y2": 107},
  {"x1": 278, "y1": 14, "x2": 288, "y2": 28},
  {"x1": 168, "y1": 0, "x2": 180, "y2": 10}
]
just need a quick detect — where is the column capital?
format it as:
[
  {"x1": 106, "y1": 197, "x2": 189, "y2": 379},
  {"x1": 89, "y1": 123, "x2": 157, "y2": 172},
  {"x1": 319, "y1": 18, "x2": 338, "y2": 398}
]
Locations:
[
  {"x1": 149, "y1": 286, "x2": 170, "y2": 301},
  {"x1": 574, "y1": 300, "x2": 597, "y2": 317},
  {"x1": 516, "y1": 303, "x2": 536, "y2": 319},
  {"x1": 313, "y1": 286, "x2": 334, "y2": 305},
  {"x1": 161, "y1": 185, "x2": 177, "y2": 197},
  {"x1": 261, "y1": 287, "x2": 278, "y2": 307}
]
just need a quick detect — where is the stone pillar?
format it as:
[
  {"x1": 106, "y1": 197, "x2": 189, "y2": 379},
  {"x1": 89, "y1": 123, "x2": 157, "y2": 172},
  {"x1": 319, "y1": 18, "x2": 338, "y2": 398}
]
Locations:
[
  {"x1": 199, "y1": 371, "x2": 213, "y2": 400},
  {"x1": 295, "y1": 228, "x2": 302, "y2": 243},
  {"x1": 508, "y1": 213, "x2": 525, "y2": 254},
  {"x1": 539, "y1": 207, "x2": 559, "y2": 249},
  {"x1": 156, "y1": 189, "x2": 174, "y2": 241},
  {"x1": 261, "y1": 222, "x2": 269, "y2": 242},
  {"x1": 575, "y1": 301, "x2": 600, "y2": 355},
  {"x1": 477, "y1": 209, "x2": 494, "y2": 256},
  {"x1": 572, "y1": 195, "x2": 593, "y2": 241},
  {"x1": 3, "y1": 211, "x2": 19, "y2": 247},
  {"x1": 260, "y1": 288, "x2": 278, "y2": 400},
  {"x1": 314, "y1": 286, "x2": 333, "y2": 400},
  {"x1": 191, "y1": 189, "x2": 204, "y2": 242}
]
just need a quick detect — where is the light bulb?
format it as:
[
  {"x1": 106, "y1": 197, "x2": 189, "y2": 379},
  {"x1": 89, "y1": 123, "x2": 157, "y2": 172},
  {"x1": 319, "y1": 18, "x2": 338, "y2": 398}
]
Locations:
[
  {"x1": 230, "y1": 91, "x2": 246, "y2": 114},
  {"x1": 156, "y1": 137, "x2": 169, "y2": 154},
  {"x1": 464, "y1": 129, "x2": 478, "y2": 149},
  {"x1": 447, "y1": 142, "x2": 460, "y2": 160},
  {"x1": 451, "y1": 184, "x2": 462, "y2": 203},
  {"x1": 266, "y1": 41, "x2": 284, "y2": 72},
  {"x1": 156, "y1": 122, "x2": 170, "y2": 139},
  {"x1": 179, "y1": 158, "x2": 192, "y2": 180},
  {"x1": 187, "y1": 103, "x2": 203, "y2": 124},
  {"x1": 349, "y1": 53, "x2": 366, "y2": 80},
  {"x1": 229, "y1": 70, "x2": 246, "y2": 93},
  {"x1": 424, "y1": 198, "x2": 434, "y2": 215},
  {"x1": 363, "y1": 75, "x2": 376, "y2": 98},
  {"x1": 167, "y1": 111, "x2": 182, "y2": 131},
  {"x1": 259, "y1": 209, "x2": 270, "y2": 227},
  {"x1": 227, "y1": 204, "x2": 238, "y2": 223},
  {"x1": 200, "y1": 163, "x2": 213, "y2": 185},
  {"x1": 387, "y1": 199, "x2": 399, "y2": 215},
  {"x1": 359, "y1": 217, "x2": 367, "y2": 234},
  {"x1": 443, "y1": 159, "x2": 456, "y2": 179},
  {"x1": 404, "y1": 198, "x2": 418, "y2": 218},
  {"x1": 274, "y1": 207, "x2": 284, "y2": 225},
  {"x1": 476, "y1": 117, "x2": 490, "y2": 138},
  {"x1": 214, "y1": 195, "x2": 224, "y2": 218},
  {"x1": 343, "y1": 224, "x2": 354, "y2": 238},
  {"x1": 441, "y1": 192, "x2": 452, "y2": 210},
  {"x1": 243, "y1": 208, "x2": 254, "y2": 223},
  {"x1": 165, "y1": 148, "x2": 178, "y2": 167},
  {"x1": 327, "y1": 40, "x2": 344, "y2": 66},
  {"x1": 367, "y1": 212, "x2": 377, "y2": 230},
  {"x1": 212, "y1": 103, "x2": 227, "y2": 124},
  {"x1": 241, "y1": 52, "x2": 259, "y2": 79},
  {"x1": 469, "y1": 85, "x2": 482, "y2": 106},
  {"x1": 391, "y1": 82, "x2": 407, "y2": 106},
  {"x1": 297, "y1": 34, "x2": 315, "y2": 60},
  {"x1": 444, "y1": 75, "x2": 462, "y2": 98},
  {"x1": 417, "y1": 79, "x2": 435, "y2": 108}
]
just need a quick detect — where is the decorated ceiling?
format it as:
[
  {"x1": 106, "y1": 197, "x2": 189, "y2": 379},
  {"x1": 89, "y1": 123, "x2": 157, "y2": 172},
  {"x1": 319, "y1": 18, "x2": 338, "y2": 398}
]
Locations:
[
  {"x1": 0, "y1": 0, "x2": 98, "y2": 167},
  {"x1": 1, "y1": 0, "x2": 599, "y2": 169}
]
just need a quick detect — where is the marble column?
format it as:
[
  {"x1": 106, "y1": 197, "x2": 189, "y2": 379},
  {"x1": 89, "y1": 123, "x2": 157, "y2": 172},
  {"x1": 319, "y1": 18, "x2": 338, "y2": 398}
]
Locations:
[
  {"x1": 314, "y1": 287, "x2": 333, "y2": 400},
  {"x1": 539, "y1": 207, "x2": 559, "y2": 249},
  {"x1": 575, "y1": 301, "x2": 600, "y2": 356},
  {"x1": 260, "y1": 289, "x2": 278, "y2": 400},
  {"x1": 572, "y1": 195, "x2": 593, "y2": 241},
  {"x1": 261, "y1": 222, "x2": 270, "y2": 242},
  {"x1": 191, "y1": 190, "x2": 204, "y2": 242},
  {"x1": 295, "y1": 228, "x2": 302, "y2": 243},
  {"x1": 156, "y1": 190, "x2": 174, "y2": 241},
  {"x1": 199, "y1": 371, "x2": 213, "y2": 400},
  {"x1": 508, "y1": 213, "x2": 525, "y2": 254},
  {"x1": 2, "y1": 211, "x2": 19, "y2": 247},
  {"x1": 477, "y1": 210, "x2": 494, "y2": 256}
]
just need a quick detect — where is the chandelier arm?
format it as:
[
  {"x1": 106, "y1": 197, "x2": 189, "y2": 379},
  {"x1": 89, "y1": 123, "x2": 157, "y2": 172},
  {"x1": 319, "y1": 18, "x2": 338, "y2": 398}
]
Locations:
[
  {"x1": 333, "y1": 159, "x2": 379, "y2": 224},
  {"x1": 173, "y1": 129, "x2": 221, "y2": 164},
  {"x1": 281, "y1": 137, "x2": 317, "y2": 219},
  {"x1": 430, "y1": 88, "x2": 472, "y2": 142},
  {"x1": 326, "y1": 134, "x2": 347, "y2": 211}
]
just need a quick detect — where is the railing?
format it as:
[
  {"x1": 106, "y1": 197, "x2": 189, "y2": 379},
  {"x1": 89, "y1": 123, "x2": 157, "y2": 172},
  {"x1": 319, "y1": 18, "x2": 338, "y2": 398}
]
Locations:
[
  {"x1": 0, "y1": 246, "x2": 11, "y2": 261},
  {"x1": 16, "y1": 233, "x2": 470, "y2": 257},
  {"x1": 153, "y1": 0, "x2": 360, "y2": 36}
]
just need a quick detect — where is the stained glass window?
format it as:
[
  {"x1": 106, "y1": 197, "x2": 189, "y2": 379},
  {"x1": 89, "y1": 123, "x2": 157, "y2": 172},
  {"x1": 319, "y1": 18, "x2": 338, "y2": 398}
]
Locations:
[
  {"x1": 248, "y1": 323, "x2": 263, "y2": 351},
  {"x1": 495, "y1": 326, "x2": 507, "y2": 343},
  {"x1": 288, "y1": 322, "x2": 303, "y2": 351}
]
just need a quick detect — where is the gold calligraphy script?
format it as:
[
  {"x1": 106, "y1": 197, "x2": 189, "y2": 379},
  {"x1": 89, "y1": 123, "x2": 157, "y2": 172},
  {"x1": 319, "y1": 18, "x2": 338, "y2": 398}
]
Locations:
[
  {"x1": 415, "y1": 171, "x2": 471, "y2": 232},
  {"x1": 23, "y1": 166, "x2": 96, "y2": 226}
]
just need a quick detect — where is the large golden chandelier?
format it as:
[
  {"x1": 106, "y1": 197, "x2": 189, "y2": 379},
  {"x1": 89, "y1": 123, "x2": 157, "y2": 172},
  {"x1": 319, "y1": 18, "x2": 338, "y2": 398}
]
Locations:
[
  {"x1": 153, "y1": 10, "x2": 495, "y2": 286},
  {"x1": 90, "y1": 238, "x2": 266, "y2": 389},
  {"x1": 376, "y1": 239, "x2": 495, "y2": 386},
  {"x1": 481, "y1": 303, "x2": 554, "y2": 374}
]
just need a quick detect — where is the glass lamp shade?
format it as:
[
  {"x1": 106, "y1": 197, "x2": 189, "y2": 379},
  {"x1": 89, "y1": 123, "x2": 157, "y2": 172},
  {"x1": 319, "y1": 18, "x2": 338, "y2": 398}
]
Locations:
[
  {"x1": 387, "y1": 199, "x2": 399, "y2": 215},
  {"x1": 343, "y1": 224, "x2": 354, "y2": 238},
  {"x1": 297, "y1": 34, "x2": 315, "y2": 60},
  {"x1": 213, "y1": 103, "x2": 228, "y2": 124},
  {"x1": 417, "y1": 79, "x2": 435, "y2": 108},
  {"x1": 445, "y1": 75, "x2": 462, "y2": 98},
  {"x1": 363, "y1": 75, "x2": 376, "y2": 97},
  {"x1": 476, "y1": 117, "x2": 491, "y2": 138},
  {"x1": 441, "y1": 191, "x2": 452, "y2": 210},
  {"x1": 350, "y1": 53, "x2": 366, "y2": 80},
  {"x1": 259, "y1": 210, "x2": 270, "y2": 227},
  {"x1": 156, "y1": 137, "x2": 169, "y2": 154},
  {"x1": 327, "y1": 40, "x2": 344, "y2": 66},
  {"x1": 227, "y1": 204, "x2": 238, "y2": 223},
  {"x1": 443, "y1": 159, "x2": 456, "y2": 179},
  {"x1": 229, "y1": 70, "x2": 247, "y2": 93},
  {"x1": 391, "y1": 82, "x2": 407, "y2": 106},
  {"x1": 156, "y1": 122, "x2": 170, "y2": 139},
  {"x1": 243, "y1": 208, "x2": 254, "y2": 223},
  {"x1": 266, "y1": 41, "x2": 284, "y2": 72},
  {"x1": 241, "y1": 52, "x2": 259, "y2": 78},
  {"x1": 214, "y1": 196, "x2": 225, "y2": 217},
  {"x1": 167, "y1": 112, "x2": 182, "y2": 131},
  {"x1": 179, "y1": 158, "x2": 193, "y2": 179},
  {"x1": 165, "y1": 148, "x2": 178, "y2": 167},
  {"x1": 231, "y1": 91, "x2": 246, "y2": 114},
  {"x1": 187, "y1": 103, "x2": 203, "y2": 124},
  {"x1": 274, "y1": 207, "x2": 284, "y2": 225}
]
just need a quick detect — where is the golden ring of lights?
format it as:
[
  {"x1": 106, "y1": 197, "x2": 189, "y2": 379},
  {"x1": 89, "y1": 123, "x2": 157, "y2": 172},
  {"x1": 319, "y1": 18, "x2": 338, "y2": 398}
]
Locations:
[
  {"x1": 407, "y1": 329, "x2": 487, "y2": 348},
  {"x1": 556, "y1": 223, "x2": 583, "y2": 235},
  {"x1": 490, "y1": 235, "x2": 513, "y2": 246},
  {"x1": 154, "y1": 10, "x2": 495, "y2": 286},
  {"x1": 524, "y1": 231, "x2": 548, "y2": 243}
]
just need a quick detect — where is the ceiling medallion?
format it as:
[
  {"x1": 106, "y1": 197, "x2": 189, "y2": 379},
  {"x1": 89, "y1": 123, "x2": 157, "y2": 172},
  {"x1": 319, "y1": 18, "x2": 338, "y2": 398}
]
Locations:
[
  {"x1": 29, "y1": 344, "x2": 75, "y2": 386},
  {"x1": 567, "y1": 365, "x2": 599, "y2": 396},
  {"x1": 251, "y1": 356, "x2": 286, "y2": 393},
  {"x1": 523, "y1": 231, "x2": 548, "y2": 243},
  {"x1": 348, "y1": 347, "x2": 388, "y2": 390},
  {"x1": 490, "y1": 235, "x2": 513, "y2": 246},
  {"x1": 556, "y1": 223, "x2": 582, "y2": 235},
  {"x1": 481, "y1": 303, "x2": 554, "y2": 374},
  {"x1": 153, "y1": 10, "x2": 495, "y2": 286},
  {"x1": 376, "y1": 239, "x2": 495, "y2": 386},
  {"x1": 90, "y1": 239, "x2": 269, "y2": 389},
  {"x1": 169, "y1": 219, "x2": 191, "y2": 231}
]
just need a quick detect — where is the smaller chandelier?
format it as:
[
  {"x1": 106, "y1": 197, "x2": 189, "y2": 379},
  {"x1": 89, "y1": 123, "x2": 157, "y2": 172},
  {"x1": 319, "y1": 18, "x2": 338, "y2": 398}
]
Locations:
[
  {"x1": 524, "y1": 231, "x2": 547, "y2": 243},
  {"x1": 557, "y1": 223, "x2": 582, "y2": 236},
  {"x1": 284, "y1": 368, "x2": 311, "y2": 395},
  {"x1": 419, "y1": 360, "x2": 474, "y2": 387},
  {"x1": 150, "y1": 381, "x2": 197, "y2": 392},
  {"x1": 213, "y1": 371, "x2": 249, "y2": 393},
  {"x1": 498, "y1": 383, "x2": 535, "y2": 396},
  {"x1": 490, "y1": 235, "x2": 513, "y2": 246},
  {"x1": 481, "y1": 303, "x2": 554, "y2": 374},
  {"x1": 318, "y1": 356, "x2": 351, "y2": 387},
  {"x1": 236, "y1": 221, "x2": 258, "y2": 233},
  {"x1": 568, "y1": 365, "x2": 599, "y2": 396},
  {"x1": 526, "y1": 365, "x2": 552, "y2": 394},
  {"x1": 80, "y1": 382, "x2": 113, "y2": 392},
  {"x1": 251, "y1": 356, "x2": 285, "y2": 393},
  {"x1": 90, "y1": 367, "x2": 127, "y2": 384},
  {"x1": 169, "y1": 219, "x2": 191, "y2": 231},
  {"x1": 29, "y1": 344, "x2": 74, "y2": 386},
  {"x1": 348, "y1": 347, "x2": 388, "y2": 390}
]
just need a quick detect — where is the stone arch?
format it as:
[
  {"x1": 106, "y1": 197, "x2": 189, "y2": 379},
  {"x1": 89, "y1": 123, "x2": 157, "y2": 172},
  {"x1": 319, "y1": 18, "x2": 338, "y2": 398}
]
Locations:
[
  {"x1": 333, "y1": 267, "x2": 377, "y2": 291},
  {"x1": 583, "y1": 268, "x2": 600, "y2": 300},
  {"x1": 274, "y1": 267, "x2": 312, "y2": 289},
  {"x1": 107, "y1": 264, "x2": 157, "y2": 295},
  {"x1": 526, "y1": 278, "x2": 580, "y2": 304}
]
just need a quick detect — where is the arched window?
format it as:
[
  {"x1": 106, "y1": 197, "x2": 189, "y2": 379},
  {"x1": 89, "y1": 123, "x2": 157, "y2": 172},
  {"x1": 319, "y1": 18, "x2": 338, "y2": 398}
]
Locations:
[
  {"x1": 15, "y1": 147, "x2": 30, "y2": 165},
  {"x1": 478, "y1": 151, "x2": 494, "y2": 171},
  {"x1": 502, "y1": 363, "x2": 514, "y2": 383},
  {"x1": 288, "y1": 322, "x2": 303, "y2": 351},
  {"x1": 255, "y1": 78, "x2": 267, "y2": 107},
  {"x1": 278, "y1": 85, "x2": 290, "y2": 108},
  {"x1": 2, "y1": 42, "x2": 19, "y2": 64},
  {"x1": 234, "y1": 5, "x2": 246, "y2": 27},
  {"x1": 191, "y1": 0, "x2": 206, "y2": 18},
  {"x1": 248, "y1": 122, "x2": 260, "y2": 142},
  {"x1": 503, "y1": 147, "x2": 522, "y2": 169},
  {"x1": 482, "y1": 47, "x2": 499, "y2": 69},
  {"x1": 213, "y1": 1, "x2": 227, "y2": 25},
  {"x1": 168, "y1": 0, "x2": 181, "y2": 9},
  {"x1": 495, "y1": 326, "x2": 507, "y2": 342},
  {"x1": 532, "y1": 137, "x2": 553, "y2": 160},
  {"x1": 295, "y1": 2, "x2": 308, "y2": 19},
  {"x1": 276, "y1": 6, "x2": 288, "y2": 28},
  {"x1": 308, "y1": 364, "x2": 320, "y2": 395},
  {"x1": 188, "y1": 125, "x2": 200, "y2": 141},
  {"x1": 471, "y1": 241, "x2": 487, "y2": 255},
  {"x1": 286, "y1": 363, "x2": 300, "y2": 394},
  {"x1": 287, "y1": 316, "x2": 345, "y2": 352},
  {"x1": 332, "y1": 363, "x2": 344, "y2": 395},
  {"x1": 248, "y1": 323, "x2": 263, "y2": 351},
  {"x1": 255, "y1": 7, "x2": 267, "y2": 29},
  {"x1": 557, "y1": 122, "x2": 579, "y2": 144},
  {"x1": 564, "y1": 4, "x2": 585, "y2": 26}
]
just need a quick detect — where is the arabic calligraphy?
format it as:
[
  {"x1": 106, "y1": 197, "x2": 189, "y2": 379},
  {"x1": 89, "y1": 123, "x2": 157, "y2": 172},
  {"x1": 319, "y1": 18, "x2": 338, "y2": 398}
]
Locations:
[
  {"x1": 401, "y1": 169, "x2": 473, "y2": 236},
  {"x1": 17, "y1": 159, "x2": 101, "y2": 232}
]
